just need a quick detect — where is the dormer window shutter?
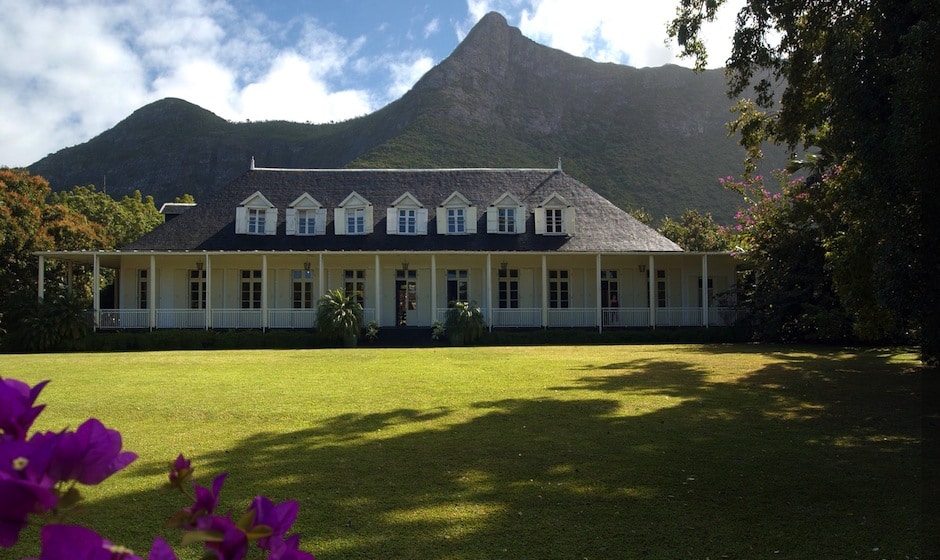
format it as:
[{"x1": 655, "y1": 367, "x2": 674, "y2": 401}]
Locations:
[
  {"x1": 235, "y1": 207, "x2": 247, "y2": 234},
  {"x1": 487, "y1": 206, "x2": 498, "y2": 233},
  {"x1": 534, "y1": 207, "x2": 546, "y2": 234},
  {"x1": 363, "y1": 205, "x2": 374, "y2": 234},
  {"x1": 516, "y1": 205, "x2": 527, "y2": 233},
  {"x1": 466, "y1": 206, "x2": 477, "y2": 233},
  {"x1": 285, "y1": 208, "x2": 297, "y2": 235},
  {"x1": 436, "y1": 209, "x2": 446, "y2": 234},
  {"x1": 564, "y1": 206, "x2": 577, "y2": 235},
  {"x1": 334, "y1": 208, "x2": 347, "y2": 235},
  {"x1": 416, "y1": 208, "x2": 428, "y2": 234},
  {"x1": 315, "y1": 208, "x2": 327, "y2": 235},
  {"x1": 264, "y1": 208, "x2": 277, "y2": 235},
  {"x1": 386, "y1": 208, "x2": 397, "y2": 234}
]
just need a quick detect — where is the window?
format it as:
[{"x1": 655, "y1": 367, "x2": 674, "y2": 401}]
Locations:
[
  {"x1": 545, "y1": 209, "x2": 563, "y2": 233},
  {"x1": 189, "y1": 269, "x2": 206, "y2": 309},
  {"x1": 137, "y1": 269, "x2": 148, "y2": 310},
  {"x1": 241, "y1": 270, "x2": 262, "y2": 309},
  {"x1": 535, "y1": 193, "x2": 574, "y2": 235},
  {"x1": 498, "y1": 207, "x2": 516, "y2": 233},
  {"x1": 487, "y1": 193, "x2": 524, "y2": 234},
  {"x1": 236, "y1": 192, "x2": 276, "y2": 235},
  {"x1": 247, "y1": 208, "x2": 265, "y2": 234},
  {"x1": 344, "y1": 270, "x2": 365, "y2": 305},
  {"x1": 548, "y1": 270, "x2": 569, "y2": 309},
  {"x1": 447, "y1": 269, "x2": 468, "y2": 305},
  {"x1": 498, "y1": 268, "x2": 519, "y2": 308},
  {"x1": 698, "y1": 277, "x2": 714, "y2": 307},
  {"x1": 601, "y1": 270, "x2": 619, "y2": 308},
  {"x1": 346, "y1": 208, "x2": 365, "y2": 234},
  {"x1": 399, "y1": 209, "x2": 417, "y2": 234},
  {"x1": 297, "y1": 209, "x2": 316, "y2": 235},
  {"x1": 447, "y1": 208, "x2": 465, "y2": 233},
  {"x1": 292, "y1": 269, "x2": 314, "y2": 309}
]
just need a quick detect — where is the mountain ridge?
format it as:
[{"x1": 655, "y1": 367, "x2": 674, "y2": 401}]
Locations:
[{"x1": 27, "y1": 11, "x2": 780, "y2": 221}]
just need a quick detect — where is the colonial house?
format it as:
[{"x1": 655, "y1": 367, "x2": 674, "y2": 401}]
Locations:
[{"x1": 36, "y1": 163, "x2": 738, "y2": 332}]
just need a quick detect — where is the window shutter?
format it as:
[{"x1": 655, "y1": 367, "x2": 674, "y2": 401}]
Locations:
[
  {"x1": 264, "y1": 208, "x2": 277, "y2": 235},
  {"x1": 285, "y1": 208, "x2": 297, "y2": 235},
  {"x1": 534, "y1": 207, "x2": 546, "y2": 234},
  {"x1": 466, "y1": 207, "x2": 477, "y2": 234},
  {"x1": 235, "y1": 207, "x2": 247, "y2": 234},
  {"x1": 436, "y1": 209, "x2": 446, "y2": 235},
  {"x1": 564, "y1": 207, "x2": 577, "y2": 235},
  {"x1": 363, "y1": 206, "x2": 374, "y2": 234},
  {"x1": 315, "y1": 208, "x2": 327, "y2": 235},
  {"x1": 387, "y1": 208, "x2": 397, "y2": 234},
  {"x1": 486, "y1": 207, "x2": 497, "y2": 233},
  {"x1": 334, "y1": 208, "x2": 346, "y2": 235},
  {"x1": 516, "y1": 205, "x2": 527, "y2": 233},
  {"x1": 417, "y1": 208, "x2": 428, "y2": 234}
]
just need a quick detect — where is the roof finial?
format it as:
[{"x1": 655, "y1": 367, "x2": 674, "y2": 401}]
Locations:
[
  {"x1": 556, "y1": 157, "x2": 562, "y2": 172},
  {"x1": 250, "y1": 156, "x2": 256, "y2": 170}
]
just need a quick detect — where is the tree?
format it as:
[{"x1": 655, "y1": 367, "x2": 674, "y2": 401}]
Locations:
[
  {"x1": 669, "y1": 1, "x2": 939, "y2": 364},
  {"x1": 722, "y1": 172, "x2": 852, "y2": 342},
  {"x1": 49, "y1": 185, "x2": 163, "y2": 249},
  {"x1": 0, "y1": 169, "x2": 107, "y2": 349},
  {"x1": 657, "y1": 209, "x2": 732, "y2": 251}
]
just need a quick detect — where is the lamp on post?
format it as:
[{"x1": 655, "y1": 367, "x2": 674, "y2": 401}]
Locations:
[
  {"x1": 401, "y1": 260, "x2": 409, "y2": 273},
  {"x1": 638, "y1": 264, "x2": 646, "y2": 273},
  {"x1": 499, "y1": 261, "x2": 508, "y2": 273},
  {"x1": 196, "y1": 261, "x2": 203, "y2": 272}
]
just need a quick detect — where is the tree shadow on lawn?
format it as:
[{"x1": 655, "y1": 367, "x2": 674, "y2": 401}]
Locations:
[{"x1": 69, "y1": 349, "x2": 921, "y2": 560}]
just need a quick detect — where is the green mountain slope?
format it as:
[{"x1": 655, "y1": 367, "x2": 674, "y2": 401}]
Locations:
[{"x1": 27, "y1": 12, "x2": 783, "y2": 221}]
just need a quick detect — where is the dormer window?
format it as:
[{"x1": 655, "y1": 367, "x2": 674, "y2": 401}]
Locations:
[
  {"x1": 486, "y1": 193, "x2": 526, "y2": 234},
  {"x1": 286, "y1": 193, "x2": 326, "y2": 236},
  {"x1": 335, "y1": 192, "x2": 373, "y2": 235},
  {"x1": 387, "y1": 193, "x2": 428, "y2": 235},
  {"x1": 534, "y1": 193, "x2": 576, "y2": 236},
  {"x1": 437, "y1": 192, "x2": 477, "y2": 235},
  {"x1": 235, "y1": 192, "x2": 277, "y2": 235}
]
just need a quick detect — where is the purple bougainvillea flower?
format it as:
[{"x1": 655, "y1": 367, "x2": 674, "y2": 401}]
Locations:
[
  {"x1": 0, "y1": 378, "x2": 49, "y2": 441},
  {"x1": 44, "y1": 418, "x2": 137, "y2": 486},
  {"x1": 147, "y1": 537, "x2": 179, "y2": 560},
  {"x1": 188, "y1": 473, "x2": 227, "y2": 518},
  {"x1": 37, "y1": 524, "x2": 143, "y2": 560},
  {"x1": 249, "y1": 496, "x2": 299, "y2": 547},
  {"x1": 266, "y1": 534, "x2": 315, "y2": 560},
  {"x1": 0, "y1": 478, "x2": 58, "y2": 547},
  {"x1": 168, "y1": 454, "x2": 192, "y2": 488},
  {"x1": 198, "y1": 514, "x2": 249, "y2": 560},
  {"x1": 0, "y1": 437, "x2": 61, "y2": 547}
]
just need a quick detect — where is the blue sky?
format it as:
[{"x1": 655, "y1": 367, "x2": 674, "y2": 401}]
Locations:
[{"x1": 0, "y1": 0, "x2": 743, "y2": 167}]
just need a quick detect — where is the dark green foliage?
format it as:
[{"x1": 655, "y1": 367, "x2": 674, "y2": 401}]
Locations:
[
  {"x1": 657, "y1": 209, "x2": 732, "y2": 251},
  {"x1": 670, "y1": 1, "x2": 938, "y2": 364},
  {"x1": 444, "y1": 301, "x2": 486, "y2": 345},
  {"x1": 2, "y1": 288, "x2": 91, "y2": 352},
  {"x1": 315, "y1": 289, "x2": 364, "y2": 346}
]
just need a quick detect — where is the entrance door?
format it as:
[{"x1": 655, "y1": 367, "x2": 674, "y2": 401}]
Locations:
[{"x1": 395, "y1": 269, "x2": 417, "y2": 326}]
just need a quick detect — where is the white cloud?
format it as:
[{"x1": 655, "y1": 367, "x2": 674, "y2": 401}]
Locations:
[{"x1": 464, "y1": 0, "x2": 744, "y2": 68}]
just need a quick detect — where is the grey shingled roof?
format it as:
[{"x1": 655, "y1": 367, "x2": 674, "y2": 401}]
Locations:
[{"x1": 122, "y1": 168, "x2": 682, "y2": 253}]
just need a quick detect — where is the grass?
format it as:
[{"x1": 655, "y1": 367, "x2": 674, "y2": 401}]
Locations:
[{"x1": 0, "y1": 345, "x2": 924, "y2": 559}]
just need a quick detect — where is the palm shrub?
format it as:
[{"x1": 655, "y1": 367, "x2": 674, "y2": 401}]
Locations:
[
  {"x1": 315, "y1": 288, "x2": 363, "y2": 347},
  {"x1": 444, "y1": 301, "x2": 485, "y2": 345}
]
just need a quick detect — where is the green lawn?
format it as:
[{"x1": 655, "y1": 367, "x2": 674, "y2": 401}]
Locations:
[{"x1": 0, "y1": 345, "x2": 924, "y2": 559}]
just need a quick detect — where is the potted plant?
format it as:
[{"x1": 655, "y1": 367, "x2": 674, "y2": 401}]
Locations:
[
  {"x1": 316, "y1": 288, "x2": 363, "y2": 347},
  {"x1": 443, "y1": 301, "x2": 485, "y2": 345}
]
